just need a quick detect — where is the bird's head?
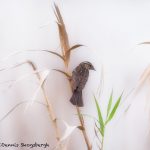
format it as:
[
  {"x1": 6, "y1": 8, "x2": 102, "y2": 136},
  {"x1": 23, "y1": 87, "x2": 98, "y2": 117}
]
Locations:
[{"x1": 81, "y1": 61, "x2": 95, "y2": 71}]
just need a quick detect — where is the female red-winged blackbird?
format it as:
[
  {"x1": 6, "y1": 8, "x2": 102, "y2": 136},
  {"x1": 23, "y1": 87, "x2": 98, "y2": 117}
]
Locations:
[{"x1": 70, "y1": 61, "x2": 95, "y2": 107}]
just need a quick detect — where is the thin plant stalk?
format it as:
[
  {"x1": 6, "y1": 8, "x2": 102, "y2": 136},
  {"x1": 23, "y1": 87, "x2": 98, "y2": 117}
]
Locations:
[
  {"x1": 27, "y1": 61, "x2": 62, "y2": 142},
  {"x1": 1, "y1": 60, "x2": 62, "y2": 146},
  {"x1": 76, "y1": 106, "x2": 92, "y2": 150},
  {"x1": 101, "y1": 137, "x2": 104, "y2": 150},
  {"x1": 53, "y1": 4, "x2": 92, "y2": 150}
]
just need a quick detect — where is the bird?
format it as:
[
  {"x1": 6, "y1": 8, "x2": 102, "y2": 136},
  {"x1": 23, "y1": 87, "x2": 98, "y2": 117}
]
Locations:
[{"x1": 70, "y1": 61, "x2": 95, "y2": 107}]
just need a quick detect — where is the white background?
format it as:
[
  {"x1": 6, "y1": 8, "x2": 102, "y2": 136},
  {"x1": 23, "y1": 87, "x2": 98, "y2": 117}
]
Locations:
[{"x1": 0, "y1": 0, "x2": 150, "y2": 150}]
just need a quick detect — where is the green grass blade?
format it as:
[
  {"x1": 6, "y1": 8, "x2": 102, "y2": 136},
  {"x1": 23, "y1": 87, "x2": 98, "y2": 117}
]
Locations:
[
  {"x1": 94, "y1": 95, "x2": 104, "y2": 136},
  {"x1": 106, "y1": 90, "x2": 113, "y2": 118},
  {"x1": 106, "y1": 93, "x2": 122, "y2": 124}
]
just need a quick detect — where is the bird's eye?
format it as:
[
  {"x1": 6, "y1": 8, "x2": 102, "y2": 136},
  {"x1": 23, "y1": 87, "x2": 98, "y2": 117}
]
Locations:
[{"x1": 88, "y1": 65, "x2": 91, "y2": 68}]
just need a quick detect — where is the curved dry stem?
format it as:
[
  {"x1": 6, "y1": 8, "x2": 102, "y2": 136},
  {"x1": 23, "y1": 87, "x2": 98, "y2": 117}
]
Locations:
[
  {"x1": 48, "y1": 51, "x2": 64, "y2": 61},
  {"x1": 53, "y1": 69, "x2": 71, "y2": 79},
  {"x1": 0, "y1": 49, "x2": 64, "y2": 63},
  {"x1": 0, "y1": 100, "x2": 47, "y2": 123}
]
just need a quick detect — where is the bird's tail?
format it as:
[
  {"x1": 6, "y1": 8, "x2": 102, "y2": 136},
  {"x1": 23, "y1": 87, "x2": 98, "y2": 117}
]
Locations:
[{"x1": 70, "y1": 90, "x2": 83, "y2": 107}]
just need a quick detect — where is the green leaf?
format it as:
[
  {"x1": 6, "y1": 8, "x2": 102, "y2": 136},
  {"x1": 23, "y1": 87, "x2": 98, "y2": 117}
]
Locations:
[
  {"x1": 106, "y1": 90, "x2": 113, "y2": 118},
  {"x1": 106, "y1": 93, "x2": 123, "y2": 124},
  {"x1": 94, "y1": 95, "x2": 104, "y2": 136}
]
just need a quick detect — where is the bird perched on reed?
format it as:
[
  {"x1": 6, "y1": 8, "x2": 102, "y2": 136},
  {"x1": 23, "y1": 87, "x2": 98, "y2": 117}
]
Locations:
[{"x1": 70, "y1": 61, "x2": 95, "y2": 107}]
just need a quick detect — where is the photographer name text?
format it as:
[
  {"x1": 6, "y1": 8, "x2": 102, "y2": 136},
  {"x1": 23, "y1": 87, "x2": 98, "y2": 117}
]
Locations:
[{"x1": 0, "y1": 142, "x2": 49, "y2": 149}]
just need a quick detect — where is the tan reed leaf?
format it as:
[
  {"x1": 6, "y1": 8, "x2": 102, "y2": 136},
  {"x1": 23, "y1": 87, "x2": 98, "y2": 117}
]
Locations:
[
  {"x1": 54, "y1": 3, "x2": 70, "y2": 66},
  {"x1": 67, "y1": 44, "x2": 83, "y2": 54},
  {"x1": 52, "y1": 69, "x2": 71, "y2": 79},
  {"x1": 135, "y1": 65, "x2": 150, "y2": 94},
  {"x1": 0, "y1": 100, "x2": 47, "y2": 123},
  {"x1": 0, "y1": 49, "x2": 62, "y2": 63},
  {"x1": 139, "y1": 42, "x2": 150, "y2": 45},
  {"x1": 48, "y1": 51, "x2": 64, "y2": 60}
]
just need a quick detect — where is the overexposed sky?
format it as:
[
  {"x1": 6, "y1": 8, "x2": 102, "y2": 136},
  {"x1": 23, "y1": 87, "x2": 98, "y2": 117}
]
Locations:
[{"x1": 0, "y1": 0, "x2": 150, "y2": 150}]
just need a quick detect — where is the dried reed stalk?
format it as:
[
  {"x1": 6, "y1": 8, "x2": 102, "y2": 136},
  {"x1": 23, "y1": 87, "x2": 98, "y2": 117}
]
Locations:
[
  {"x1": 53, "y1": 4, "x2": 92, "y2": 150},
  {"x1": 27, "y1": 61, "x2": 61, "y2": 141},
  {"x1": 1, "y1": 60, "x2": 62, "y2": 147}
]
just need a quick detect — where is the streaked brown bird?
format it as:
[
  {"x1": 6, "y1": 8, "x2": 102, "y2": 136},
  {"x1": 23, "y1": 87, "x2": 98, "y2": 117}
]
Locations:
[{"x1": 70, "y1": 61, "x2": 95, "y2": 107}]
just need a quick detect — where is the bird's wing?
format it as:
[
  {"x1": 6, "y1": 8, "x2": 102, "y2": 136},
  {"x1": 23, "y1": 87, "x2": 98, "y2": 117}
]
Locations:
[
  {"x1": 71, "y1": 70, "x2": 80, "y2": 91},
  {"x1": 78, "y1": 69, "x2": 89, "y2": 90},
  {"x1": 71, "y1": 67, "x2": 89, "y2": 91}
]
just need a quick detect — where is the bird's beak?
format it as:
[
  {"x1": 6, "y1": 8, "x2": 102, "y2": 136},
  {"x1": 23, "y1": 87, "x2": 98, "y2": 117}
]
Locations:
[{"x1": 91, "y1": 66, "x2": 96, "y2": 71}]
